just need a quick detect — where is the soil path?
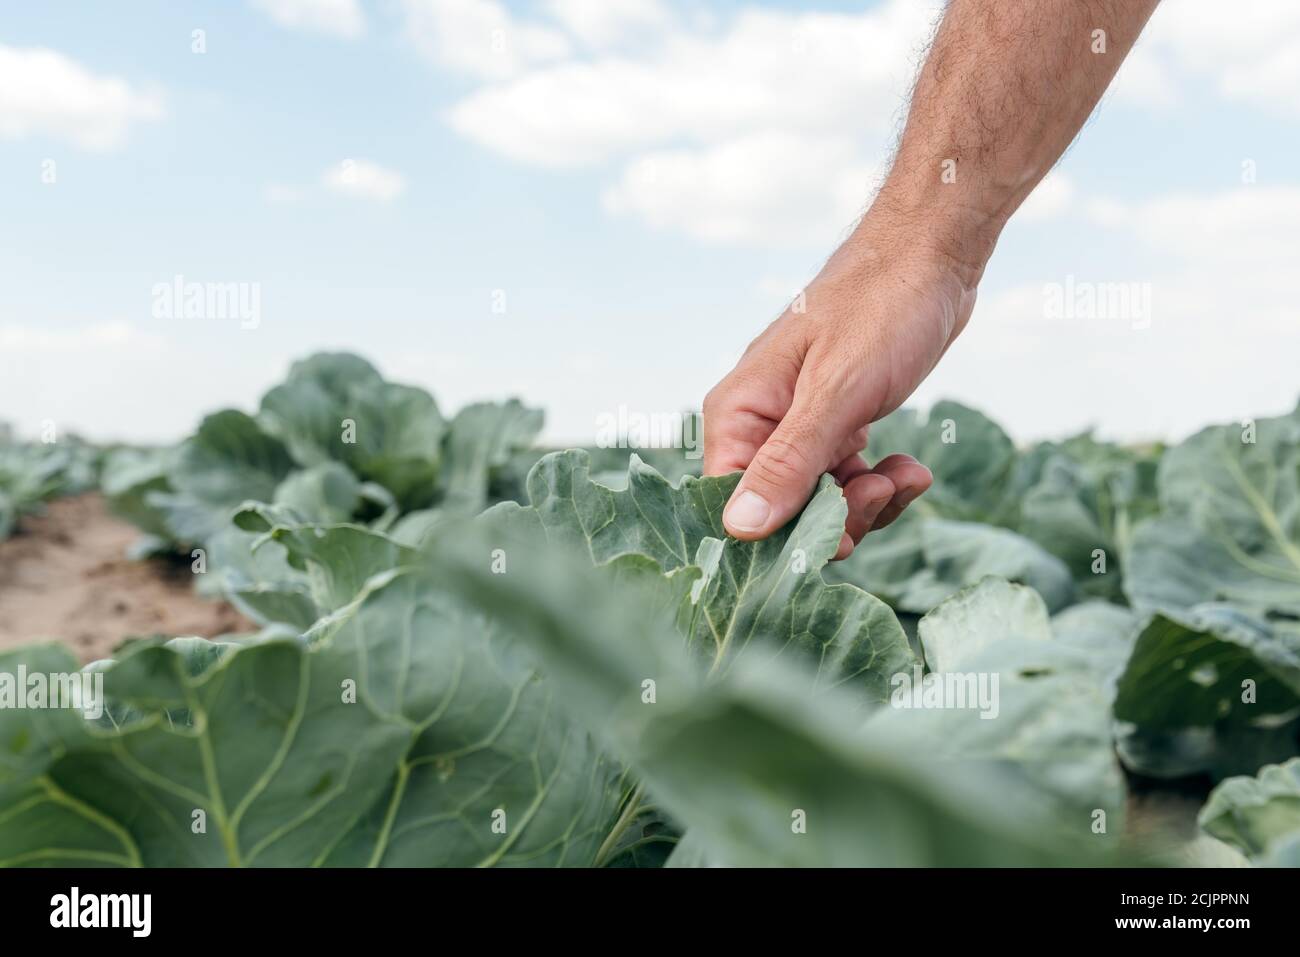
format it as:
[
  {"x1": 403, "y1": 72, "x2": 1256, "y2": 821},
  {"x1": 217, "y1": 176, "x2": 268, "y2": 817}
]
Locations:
[{"x1": 0, "y1": 493, "x2": 251, "y2": 661}]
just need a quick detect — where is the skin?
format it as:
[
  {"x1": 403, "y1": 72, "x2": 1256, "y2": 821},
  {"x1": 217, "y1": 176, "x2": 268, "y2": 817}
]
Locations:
[{"x1": 704, "y1": 0, "x2": 1162, "y2": 559}]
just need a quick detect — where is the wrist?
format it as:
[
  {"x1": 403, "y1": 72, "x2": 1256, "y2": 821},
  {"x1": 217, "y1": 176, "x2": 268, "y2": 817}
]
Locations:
[
  {"x1": 854, "y1": 178, "x2": 1003, "y2": 289},
  {"x1": 816, "y1": 190, "x2": 985, "y2": 360}
]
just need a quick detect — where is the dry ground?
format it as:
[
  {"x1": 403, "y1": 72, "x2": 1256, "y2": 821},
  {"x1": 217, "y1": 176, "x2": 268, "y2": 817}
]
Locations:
[{"x1": 0, "y1": 493, "x2": 251, "y2": 662}]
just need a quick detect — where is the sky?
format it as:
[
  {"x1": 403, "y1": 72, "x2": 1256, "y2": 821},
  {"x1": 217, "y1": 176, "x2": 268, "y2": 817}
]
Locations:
[{"x1": 2, "y1": 0, "x2": 1299, "y2": 449}]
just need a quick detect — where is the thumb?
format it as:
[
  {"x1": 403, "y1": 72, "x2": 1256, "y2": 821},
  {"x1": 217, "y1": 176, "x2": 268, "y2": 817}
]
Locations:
[{"x1": 722, "y1": 399, "x2": 844, "y2": 540}]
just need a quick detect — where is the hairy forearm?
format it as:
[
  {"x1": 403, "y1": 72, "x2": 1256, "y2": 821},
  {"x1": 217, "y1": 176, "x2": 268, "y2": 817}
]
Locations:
[
  {"x1": 708, "y1": 1, "x2": 1161, "y2": 546},
  {"x1": 862, "y1": 0, "x2": 1160, "y2": 280}
]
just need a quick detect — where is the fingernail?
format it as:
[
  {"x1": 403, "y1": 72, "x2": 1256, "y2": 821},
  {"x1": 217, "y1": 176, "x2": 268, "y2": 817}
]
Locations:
[
  {"x1": 896, "y1": 489, "x2": 920, "y2": 508},
  {"x1": 725, "y1": 490, "x2": 771, "y2": 532}
]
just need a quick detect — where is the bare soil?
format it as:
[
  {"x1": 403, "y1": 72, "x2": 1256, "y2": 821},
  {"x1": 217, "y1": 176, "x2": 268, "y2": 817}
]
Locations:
[{"x1": 0, "y1": 493, "x2": 251, "y2": 662}]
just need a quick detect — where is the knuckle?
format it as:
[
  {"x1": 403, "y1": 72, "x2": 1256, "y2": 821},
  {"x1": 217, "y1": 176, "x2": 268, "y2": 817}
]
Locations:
[{"x1": 750, "y1": 436, "x2": 816, "y2": 489}]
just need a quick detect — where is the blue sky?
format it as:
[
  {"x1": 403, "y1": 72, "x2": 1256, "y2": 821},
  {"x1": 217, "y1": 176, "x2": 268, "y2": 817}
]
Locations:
[{"x1": 3, "y1": 0, "x2": 1298, "y2": 447}]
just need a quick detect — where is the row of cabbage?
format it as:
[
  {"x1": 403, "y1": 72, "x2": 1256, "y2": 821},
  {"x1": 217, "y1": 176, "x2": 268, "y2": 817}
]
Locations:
[{"x1": 1, "y1": 356, "x2": 1296, "y2": 866}]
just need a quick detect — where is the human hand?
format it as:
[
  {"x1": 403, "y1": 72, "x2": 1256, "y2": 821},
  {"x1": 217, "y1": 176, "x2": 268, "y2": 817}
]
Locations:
[
  {"x1": 702, "y1": 212, "x2": 983, "y2": 559},
  {"x1": 702, "y1": 0, "x2": 1161, "y2": 560}
]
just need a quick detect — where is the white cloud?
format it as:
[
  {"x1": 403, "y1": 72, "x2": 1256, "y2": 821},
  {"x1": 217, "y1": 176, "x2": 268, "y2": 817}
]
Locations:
[
  {"x1": 0, "y1": 320, "x2": 300, "y2": 443},
  {"x1": 1083, "y1": 196, "x2": 1129, "y2": 229},
  {"x1": 1133, "y1": 0, "x2": 1300, "y2": 116},
  {"x1": 1220, "y1": 50, "x2": 1300, "y2": 118},
  {"x1": 424, "y1": 0, "x2": 1300, "y2": 248},
  {"x1": 447, "y1": 3, "x2": 940, "y2": 168},
  {"x1": 321, "y1": 159, "x2": 406, "y2": 201},
  {"x1": 440, "y1": 1, "x2": 1300, "y2": 247},
  {"x1": 925, "y1": 184, "x2": 1300, "y2": 442},
  {"x1": 1108, "y1": 44, "x2": 1177, "y2": 108},
  {"x1": 0, "y1": 321, "x2": 173, "y2": 440},
  {"x1": 1151, "y1": 0, "x2": 1300, "y2": 69},
  {"x1": 1088, "y1": 185, "x2": 1300, "y2": 264},
  {"x1": 0, "y1": 320, "x2": 155, "y2": 352},
  {"x1": 603, "y1": 132, "x2": 877, "y2": 245},
  {"x1": 542, "y1": 0, "x2": 675, "y2": 50},
  {"x1": 250, "y1": 0, "x2": 366, "y2": 38},
  {"x1": 403, "y1": 0, "x2": 572, "y2": 80},
  {"x1": 0, "y1": 45, "x2": 164, "y2": 150},
  {"x1": 434, "y1": 0, "x2": 941, "y2": 243},
  {"x1": 1017, "y1": 172, "x2": 1075, "y2": 223}
]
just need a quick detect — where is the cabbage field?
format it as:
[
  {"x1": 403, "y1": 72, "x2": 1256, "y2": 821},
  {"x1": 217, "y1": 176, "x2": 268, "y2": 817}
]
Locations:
[
  {"x1": 0, "y1": 426, "x2": 99, "y2": 542},
  {"x1": 2, "y1": 352, "x2": 1298, "y2": 867}
]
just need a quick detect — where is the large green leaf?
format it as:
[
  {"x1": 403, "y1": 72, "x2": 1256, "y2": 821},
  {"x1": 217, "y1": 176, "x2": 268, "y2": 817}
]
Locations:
[
  {"x1": 271, "y1": 462, "x2": 363, "y2": 524},
  {"x1": 1113, "y1": 606, "x2": 1300, "y2": 731},
  {"x1": 0, "y1": 645, "x2": 112, "y2": 866},
  {"x1": 502, "y1": 450, "x2": 915, "y2": 702},
  {"x1": 0, "y1": 433, "x2": 102, "y2": 539},
  {"x1": 1050, "y1": 600, "x2": 1141, "y2": 681},
  {"x1": 275, "y1": 352, "x2": 385, "y2": 401},
  {"x1": 438, "y1": 400, "x2": 544, "y2": 514},
  {"x1": 101, "y1": 447, "x2": 177, "y2": 541},
  {"x1": 342, "y1": 380, "x2": 446, "y2": 508},
  {"x1": 0, "y1": 568, "x2": 622, "y2": 867},
  {"x1": 1017, "y1": 441, "x2": 1158, "y2": 600},
  {"x1": 256, "y1": 352, "x2": 385, "y2": 468},
  {"x1": 1112, "y1": 403, "x2": 1300, "y2": 785},
  {"x1": 850, "y1": 403, "x2": 1159, "y2": 605},
  {"x1": 226, "y1": 503, "x2": 416, "y2": 627},
  {"x1": 1199, "y1": 758, "x2": 1300, "y2": 861},
  {"x1": 866, "y1": 400, "x2": 1016, "y2": 520},
  {"x1": 172, "y1": 410, "x2": 294, "y2": 508},
  {"x1": 418, "y1": 525, "x2": 1113, "y2": 866},
  {"x1": 1124, "y1": 403, "x2": 1300, "y2": 632},
  {"x1": 311, "y1": 569, "x2": 623, "y2": 866},
  {"x1": 258, "y1": 353, "x2": 446, "y2": 509},
  {"x1": 915, "y1": 576, "x2": 1054, "y2": 672},
  {"x1": 829, "y1": 509, "x2": 1075, "y2": 614},
  {"x1": 868, "y1": 578, "x2": 1125, "y2": 825},
  {"x1": 148, "y1": 410, "x2": 295, "y2": 544},
  {"x1": 1112, "y1": 605, "x2": 1300, "y2": 781},
  {"x1": 492, "y1": 444, "x2": 701, "y2": 506}
]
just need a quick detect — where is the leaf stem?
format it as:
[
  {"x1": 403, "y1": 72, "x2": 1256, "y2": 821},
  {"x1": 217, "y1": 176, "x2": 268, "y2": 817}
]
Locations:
[{"x1": 593, "y1": 784, "x2": 645, "y2": 868}]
